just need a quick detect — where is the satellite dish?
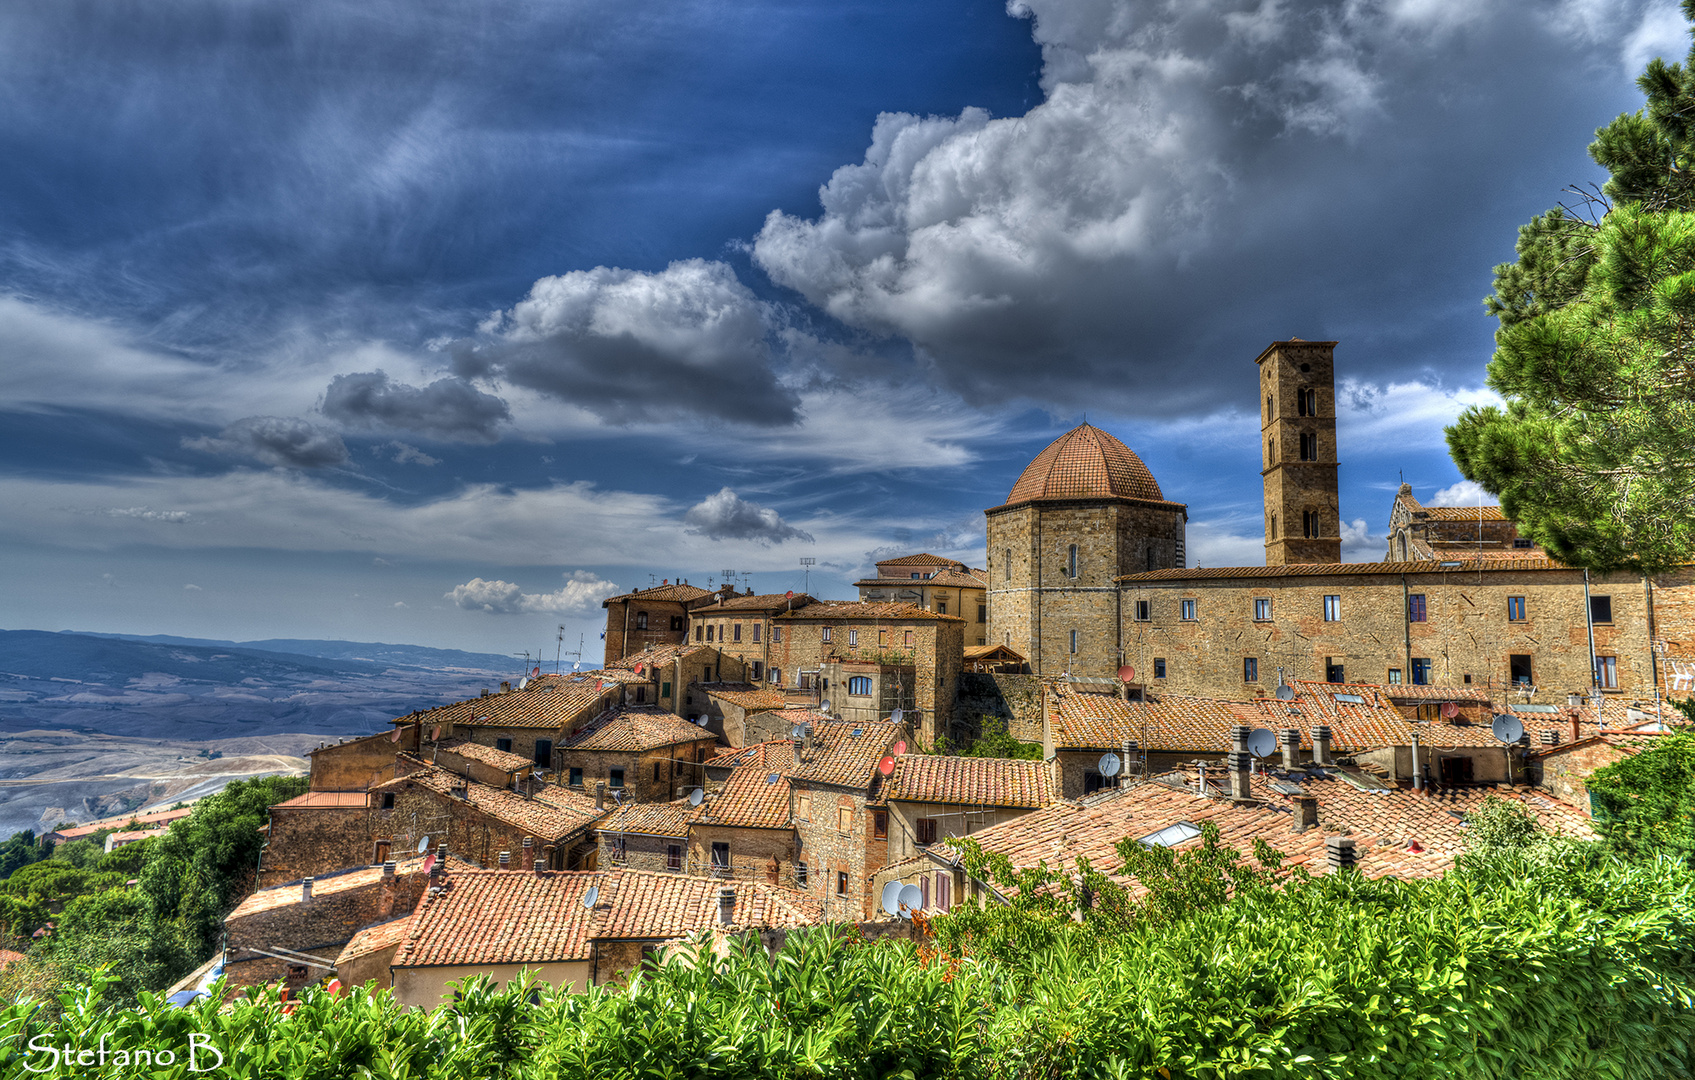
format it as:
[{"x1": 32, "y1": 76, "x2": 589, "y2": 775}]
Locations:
[
  {"x1": 890, "y1": 708, "x2": 904, "y2": 724},
  {"x1": 430, "y1": 725, "x2": 441, "y2": 742},
  {"x1": 878, "y1": 755, "x2": 896, "y2": 777},
  {"x1": 519, "y1": 678, "x2": 529, "y2": 690},
  {"x1": 785, "y1": 590, "x2": 794, "y2": 598},
  {"x1": 1274, "y1": 684, "x2": 1295, "y2": 701},
  {"x1": 1246, "y1": 728, "x2": 1277, "y2": 758},
  {"x1": 1441, "y1": 702, "x2": 1459, "y2": 719},
  {"x1": 688, "y1": 787, "x2": 704, "y2": 807},
  {"x1": 696, "y1": 716, "x2": 711, "y2": 728},
  {"x1": 1117, "y1": 664, "x2": 1136, "y2": 683},
  {"x1": 582, "y1": 885, "x2": 599, "y2": 909},
  {"x1": 819, "y1": 700, "x2": 831, "y2": 714},
  {"x1": 880, "y1": 881, "x2": 903, "y2": 917},
  {"x1": 892, "y1": 740, "x2": 907, "y2": 755},
  {"x1": 897, "y1": 883, "x2": 922, "y2": 917},
  {"x1": 1492, "y1": 714, "x2": 1525, "y2": 744},
  {"x1": 790, "y1": 724, "x2": 805, "y2": 739},
  {"x1": 531, "y1": 770, "x2": 545, "y2": 782},
  {"x1": 416, "y1": 836, "x2": 429, "y2": 854},
  {"x1": 573, "y1": 661, "x2": 581, "y2": 671},
  {"x1": 1097, "y1": 752, "x2": 1121, "y2": 778},
  {"x1": 390, "y1": 727, "x2": 401, "y2": 743}
]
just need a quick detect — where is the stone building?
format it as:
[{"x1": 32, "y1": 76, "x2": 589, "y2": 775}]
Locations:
[
  {"x1": 594, "y1": 799, "x2": 700, "y2": 873},
  {"x1": 392, "y1": 669, "x2": 650, "y2": 768},
  {"x1": 688, "y1": 740, "x2": 804, "y2": 886},
  {"x1": 365, "y1": 765, "x2": 607, "y2": 870},
  {"x1": 600, "y1": 580, "x2": 712, "y2": 665},
  {"x1": 854, "y1": 553, "x2": 989, "y2": 644},
  {"x1": 785, "y1": 719, "x2": 900, "y2": 921},
  {"x1": 880, "y1": 755, "x2": 1055, "y2": 866},
  {"x1": 1528, "y1": 730, "x2": 1663, "y2": 811},
  {"x1": 687, "y1": 589, "x2": 816, "y2": 685},
  {"x1": 694, "y1": 682, "x2": 788, "y2": 745},
  {"x1": 984, "y1": 423, "x2": 1189, "y2": 680},
  {"x1": 556, "y1": 707, "x2": 719, "y2": 804},
  {"x1": 606, "y1": 641, "x2": 747, "y2": 717},
  {"x1": 1258, "y1": 339, "x2": 1342, "y2": 565},
  {"x1": 1384, "y1": 485, "x2": 1543, "y2": 563},
  {"x1": 256, "y1": 791, "x2": 375, "y2": 888}
]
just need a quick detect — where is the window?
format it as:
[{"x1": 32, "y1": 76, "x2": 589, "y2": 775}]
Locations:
[
  {"x1": 751, "y1": 623, "x2": 761, "y2": 643},
  {"x1": 1268, "y1": 437, "x2": 1276, "y2": 464},
  {"x1": 921, "y1": 875, "x2": 930, "y2": 909},
  {"x1": 374, "y1": 840, "x2": 391, "y2": 863},
  {"x1": 1411, "y1": 658, "x2": 1433, "y2": 685},
  {"x1": 609, "y1": 768, "x2": 625, "y2": 790},
  {"x1": 1180, "y1": 598, "x2": 1197, "y2": 621},
  {"x1": 706, "y1": 625, "x2": 714, "y2": 642},
  {"x1": 609, "y1": 836, "x2": 626, "y2": 863},
  {"x1": 670, "y1": 615, "x2": 685, "y2": 631},
  {"x1": 1146, "y1": 547, "x2": 1156, "y2": 571},
  {"x1": 1510, "y1": 654, "x2": 1533, "y2": 685},
  {"x1": 1254, "y1": 598, "x2": 1273, "y2": 621},
  {"x1": 1270, "y1": 511, "x2": 1278, "y2": 540},
  {"x1": 916, "y1": 818, "x2": 937, "y2": 845},
  {"x1": 822, "y1": 626, "x2": 832, "y2": 643},
  {"x1": 1590, "y1": 595, "x2": 1613, "y2": 623},
  {"x1": 653, "y1": 762, "x2": 662, "y2": 782},
  {"x1": 937, "y1": 601, "x2": 947, "y2": 615},
  {"x1": 796, "y1": 861, "x2": 808, "y2": 886},
  {"x1": 878, "y1": 629, "x2": 887, "y2": 647},
  {"x1": 1153, "y1": 658, "x2": 1166, "y2": 679},
  {"x1": 636, "y1": 611, "x2": 648, "y2": 630},
  {"x1": 848, "y1": 676, "x2": 873, "y2": 696},
  {"x1": 661, "y1": 680, "x2": 672, "y2": 699},
  {"x1": 1387, "y1": 668, "x2": 1402, "y2": 684},
  {"x1": 1139, "y1": 821, "x2": 1203, "y2": 848},
  {"x1": 1513, "y1": 538, "x2": 1533, "y2": 548},
  {"x1": 1597, "y1": 655, "x2": 1618, "y2": 689},
  {"x1": 836, "y1": 871, "x2": 849, "y2": 897},
  {"x1": 1083, "y1": 770, "x2": 1113, "y2": 794},
  {"x1": 695, "y1": 625, "x2": 703, "y2": 641},
  {"x1": 1326, "y1": 659, "x2": 1344, "y2": 683},
  {"x1": 496, "y1": 737, "x2": 513, "y2": 752},
  {"x1": 848, "y1": 629, "x2": 858, "y2": 646},
  {"x1": 837, "y1": 805, "x2": 852, "y2": 833},
  {"x1": 750, "y1": 661, "x2": 762, "y2": 682},
  {"x1": 711, "y1": 842, "x2": 730, "y2": 872},
  {"x1": 772, "y1": 626, "x2": 783, "y2": 643},
  {"x1": 380, "y1": 792, "x2": 395, "y2": 810},
  {"x1": 1300, "y1": 432, "x2": 1317, "y2": 460},
  {"x1": 1243, "y1": 657, "x2": 1259, "y2": 682},
  {"x1": 1267, "y1": 393, "x2": 1274, "y2": 418},
  {"x1": 935, "y1": 872, "x2": 951, "y2": 912},
  {"x1": 796, "y1": 791, "x2": 811, "y2": 820},
  {"x1": 1323, "y1": 594, "x2": 1342, "y2": 622},
  {"x1": 1135, "y1": 599, "x2": 1151, "y2": 621},
  {"x1": 1069, "y1": 629, "x2": 1079, "y2": 654},
  {"x1": 904, "y1": 630, "x2": 913, "y2": 646},
  {"x1": 733, "y1": 623, "x2": 742, "y2": 642},
  {"x1": 635, "y1": 685, "x2": 646, "y2": 703},
  {"x1": 1303, "y1": 509, "x2": 1321, "y2": 537},
  {"x1": 568, "y1": 767, "x2": 583, "y2": 786},
  {"x1": 1407, "y1": 594, "x2": 1426, "y2": 622},
  {"x1": 1004, "y1": 548, "x2": 1011, "y2": 581},
  {"x1": 978, "y1": 604, "x2": 987, "y2": 623},
  {"x1": 1067, "y1": 544, "x2": 1079, "y2": 578},
  {"x1": 872, "y1": 810, "x2": 887, "y2": 839},
  {"x1": 911, "y1": 572, "x2": 922, "y2": 579},
  {"x1": 1507, "y1": 596, "x2": 1526, "y2": 621},
  {"x1": 769, "y1": 667, "x2": 781, "y2": 686},
  {"x1": 534, "y1": 739, "x2": 552, "y2": 767}
]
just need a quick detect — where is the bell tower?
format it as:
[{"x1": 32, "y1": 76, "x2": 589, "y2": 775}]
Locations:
[{"x1": 1259, "y1": 339, "x2": 1341, "y2": 565}]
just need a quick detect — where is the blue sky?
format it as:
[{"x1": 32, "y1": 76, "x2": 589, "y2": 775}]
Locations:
[{"x1": 0, "y1": 0, "x2": 1685, "y2": 660}]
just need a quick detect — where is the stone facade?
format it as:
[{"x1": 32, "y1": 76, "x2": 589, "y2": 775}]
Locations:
[
  {"x1": 789, "y1": 785, "x2": 887, "y2": 921},
  {"x1": 224, "y1": 863, "x2": 428, "y2": 991},
  {"x1": 687, "y1": 590, "x2": 816, "y2": 686},
  {"x1": 954, "y1": 672, "x2": 1045, "y2": 744},
  {"x1": 854, "y1": 554, "x2": 990, "y2": 647},
  {"x1": 1384, "y1": 485, "x2": 1537, "y2": 562},
  {"x1": 556, "y1": 742, "x2": 716, "y2": 805},
  {"x1": 601, "y1": 581, "x2": 711, "y2": 665},
  {"x1": 256, "y1": 797, "x2": 373, "y2": 888},
  {"x1": 686, "y1": 823, "x2": 798, "y2": 885},
  {"x1": 598, "y1": 829, "x2": 687, "y2": 874},
  {"x1": 308, "y1": 732, "x2": 409, "y2": 792},
  {"x1": 1258, "y1": 340, "x2": 1342, "y2": 565}
]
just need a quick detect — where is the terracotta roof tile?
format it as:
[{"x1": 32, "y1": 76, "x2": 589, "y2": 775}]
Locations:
[
  {"x1": 704, "y1": 742, "x2": 797, "y2": 829},
  {"x1": 48, "y1": 805, "x2": 194, "y2": 840},
  {"x1": 1378, "y1": 683, "x2": 1492, "y2": 704},
  {"x1": 774, "y1": 601, "x2": 962, "y2": 622},
  {"x1": 607, "y1": 643, "x2": 712, "y2": 671},
  {"x1": 1118, "y1": 557, "x2": 1568, "y2": 582},
  {"x1": 595, "y1": 870, "x2": 821, "y2": 938},
  {"x1": 699, "y1": 683, "x2": 788, "y2": 712},
  {"x1": 272, "y1": 791, "x2": 370, "y2": 809},
  {"x1": 229, "y1": 856, "x2": 462, "y2": 919},
  {"x1": 884, "y1": 756, "x2": 1055, "y2": 808},
  {"x1": 334, "y1": 916, "x2": 412, "y2": 964},
  {"x1": 392, "y1": 675, "x2": 628, "y2": 732},
  {"x1": 1050, "y1": 683, "x2": 1416, "y2": 752},
  {"x1": 1417, "y1": 505, "x2": 1508, "y2": 521},
  {"x1": 856, "y1": 570, "x2": 987, "y2": 589},
  {"x1": 875, "y1": 553, "x2": 963, "y2": 568},
  {"x1": 563, "y1": 708, "x2": 718, "y2": 752},
  {"x1": 785, "y1": 720, "x2": 901, "y2": 788},
  {"x1": 695, "y1": 592, "x2": 816, "y2": 613},
  {"x1": 996, "y1": 423, "x2": 1171, "y2": 509},
  {"x1": 432, "y1": 737, "x2": 533, "y2": 773},
  {"x1": 370, "y1": 767, "x2": 607, "y2": 843},
  {"x1": 595, "y1": 798, "x2": 702, "y2": 838},
  {"x1": 603, "y1": 582, "x2": 714, "y2": 605}
]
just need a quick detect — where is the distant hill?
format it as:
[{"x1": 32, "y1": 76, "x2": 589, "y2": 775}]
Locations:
[{"x1": 68, "y1": 631, "x2": 519, "y2": 673}]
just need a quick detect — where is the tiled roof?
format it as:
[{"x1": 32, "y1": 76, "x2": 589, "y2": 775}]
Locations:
[
  {"x1": 774, "y1": 601, "x2": 963, "y2": 622},
  {"x1": 47, "y1": 805, "x2": 194, "y2": 840},
  {"x1": 1050, "y1": 683, "x2": 1416, "y2": 753},
  {"x1": 335, "y1": 916, "x2": 412, "y2": 963},
  {"x1": 1117, "y1": 557, "x2": 1567, "y2": 582},
  {"x1": 785, "y1": 720, "x2": 902, "y2": 789},
  {"x1": 603, "y1": 582, "x2": 713, "y2": 605},
  {"x1": 964, "y1": 644, "x2": 1025, "y2": 662},
  {"x1": 432, "y1": 737, "x2": 533, "y2": 773},
  {"x1": 943, "y1": 781, "x2": 1452, "y2": 890},
  {"x1": 607, "y1": 643, "x2": 711, "y2": 671},
  {"x1": 391, "y1": 869, "x2": 821, "y2": 968},
  {"x1": 856, "y1": 571, "x2": 987, "y2": 589},
  {"x1": 996, "y1": 423, "x2": 1171, "y2": 509},
  {"x1": 704, "y1": 742, "x2": 798, "y2": 829},
  {"x1": 595, "y1": 798, "x2": 701, "y2": 838},
  {"x1": 883, "y1": 756, "x2": 1055, "y2": 808},
  {"x1": 699, "y1": 683, "x2": 788, "y2": 712},
  {"x1": 695, "y1": 592, "x2": 815, "y2": 613},
  {"x1": 1407, "y1": 785, "x2": 1597, "y2": 839},
  {"x1": 370, "y1": 768, "x2": 607, "y2": 842},
  {"x1": 875, "y1": 553, "x2": 962, "y2": 568},
  {"x1": 563, "y1": 708, "x2": 717, "y2": 752},
  {"x1": 1529, "y1": 729, "x2": 1664, "y2": 761},
  {"x1": 229, "y1": 856, "x2": 455, "y2": 919},
  {"x1": 1417, "y1": 505, "x2": 1508, "y2": 521},
  {"x1": 271, "y1": 791, "x2": 371, "y2": 809},
  {"x1": 1379, "y1": 683, "x2": 1492, "y2": 704},
  {"x1": 393, "y1": 675, "x2": 626, "y2": 732}
]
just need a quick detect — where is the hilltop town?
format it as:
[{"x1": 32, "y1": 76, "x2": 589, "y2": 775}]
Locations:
[{"x1": 186, "y1": 340, "x2": 1693, "y2": 1005}]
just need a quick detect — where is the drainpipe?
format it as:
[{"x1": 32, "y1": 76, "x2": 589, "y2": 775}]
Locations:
[
  {"x1": 1583, "y1": 570, "x2": 1598, "y2": 692},
  {"x1": 621, "y1": 600, "x2": 630, "y2": 663},
  {"x1": 1401, "y1": 574, "x2": 1412, "y2": 682},
  {"x1": 1645, "y1": 576, "x2": 1661, "y2": 710}
]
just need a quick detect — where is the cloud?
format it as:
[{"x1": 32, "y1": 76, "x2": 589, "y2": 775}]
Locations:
[
  {"x1": 1428, "y1": 479, "x2": 1492, "y2": 506},
  {"x1": 456, "y1": 259, "x2": 799, "y2": 425},
  {"x1": 1339, "y1": 517, "x2": 1379, "y2": 562},
  {"x1": 446, "y1": 570, "x2": 622, "y2": 614},
  {"x1": 393, "y1": 600, "x2": 407, "y2": 607},
  {"x1": 683, "y1": 487, "x2": 814, "y2": 544},
  {"x1": 183, "y1": 416, "x2": 350, "y2": 469},
  {"x1": 322, "y1": 370, "x2": 510, "y2": 442},
  {"x1": 105, "y1": 506, "x2": 191, "y2": 524},
  {"x1": 183, "y1": 583, "x2": 202, "y2": 590},
  {"x1": 750, "y1": 0, "x2": 1645, "y2": 417},
  {"x1": 374, "y1": 441, "x2": 441, "y2": 466}
]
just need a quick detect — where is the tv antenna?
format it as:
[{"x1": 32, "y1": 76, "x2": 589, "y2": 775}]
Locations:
[
  {"x1": 800, "y1": 557, "x2": 815, "y2": 593},
  {"x1": 555, "y1": 627, "x2": 583, "y2": 674}
]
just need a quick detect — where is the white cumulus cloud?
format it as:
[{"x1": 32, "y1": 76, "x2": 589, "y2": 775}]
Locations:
[
  {"x1": 683, "y1": 488, "x2": 814, "y2": 544},
  {"x1": 446, "y1": 570, "x2": 622, "y2": 615},
  {"x1": 1427, "y1": 479, "x2": 1492, "y2": 506}
]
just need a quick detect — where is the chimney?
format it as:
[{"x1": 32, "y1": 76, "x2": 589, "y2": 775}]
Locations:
[
  {"x1": 381, "y1": 860, "x2": 396, "y2": 881},
  {"x1": 522, "y1": 836, "x2": 534, "y2": 864},
  {"x1": 1541, "y1": 730, "x2": 1560, "y2": 746},
  {"x1": 1410, "y1": 733, "x2": 1423, "y2": 792},
  {"x1": 717, "y1": 886, "x2": 736, "y2": 925},
  {"x1": 1570, "y1": 713, "x2": 1582, "y2": 744},
  {"x1": 498, "y1": 851, "x2": 511, "y2": 869},
  {"x1": 1280, "y1": 728, "x2": 1300, "y2": 770},
  {"x1": 1312, "y1": 725, "x2": 1332, "y2": 766},
  {"x1": 1231, "y1": 724, "x2": 1250, "y2": 753},
  {"x1": 534, "y1": 859, "x2": 546, "y2": 874},
  {"x1": 1292, "y1": 796, "x2": 1318, "y2": 833},
  {"x1": 1228, "y1": 750, "x2": 1253, "y2": 801},
  {"x1": 301, "y1": 877, "x2": 314, "y2": 903},
  {"x1": 595, "y1": 782, "x2": 606, "y2": 810},
  {"x1": 378, "y1": 861, "x2": 398, "y2": 918},
  {"x1": 500, "y1": 681, "x2": 512, "y2": 694},
  {"x1": 1325, "y1": 836, "x2": 1357, "y2": 872}
]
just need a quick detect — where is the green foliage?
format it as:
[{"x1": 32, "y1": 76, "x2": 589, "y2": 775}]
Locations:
[
  {"x1": 1451, "y1": 5, "x2": 1695, "y2": 572},
  {"x1": 0, "y1": 831, "x2": 51, "y2": 880},
  {"x1": 1588, "y1": 728, "x2": 1695, "y2": 864},
  {"x1": 956, "y1": 720, "x2": 1042, "y2": 761},
  {"x1": 97, "y1": 836, "x2": 153, "y2": 877}
]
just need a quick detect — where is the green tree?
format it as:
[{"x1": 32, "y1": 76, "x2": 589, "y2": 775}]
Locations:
[
  {"x1": 1587, "y1": 728, "x2": 1695, "y2": 864},
  {"x1": 1447, "y1": 5, "x2": 1695, "y2": 573},
  {"x1": 956, "y1": 719, "x2": 1042, "y2": 760},
  {"x1": 0, "y1": 830, "x2": 50, "y2": 879}
]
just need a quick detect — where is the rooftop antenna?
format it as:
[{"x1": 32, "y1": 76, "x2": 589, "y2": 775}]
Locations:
[
  {"x1": 555, "y1": 628, "x2": 583, "y2": 674},
  {"x1": 800, "y1": 557, "x2": 815, "y2": 593}
]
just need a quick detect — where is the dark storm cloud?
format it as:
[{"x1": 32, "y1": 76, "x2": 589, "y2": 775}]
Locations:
[
  {"x1": 321, "y1": 370, "x2": 510, "y2": 442},
  {"x1": 684, "y1": 487, "x2": 814, "y2": 543},
  {"x1": 183, "y1": 416, "x2": 349, "y2": 468}
]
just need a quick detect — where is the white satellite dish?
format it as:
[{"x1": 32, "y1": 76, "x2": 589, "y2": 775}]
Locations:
[
  {"x1": 416, "y1": 836, "x2": 429, "y2": 854},
  {"x1": 789, "y1": 723, "x2": 805, "y2": 739},
  {"x1": 880, "y1": 881, "x2": 903, "y2": 917},
  {"x1": 519, "y1": 678, "x2": 529, "y2": 690},
  {"x1": 582, "y1": 885, "x2": 599, "y2": 909},
  {"x1": 1097, "y1": 752, "x2": 1121, "y2": 778},
  {"x1": 1275, "y1": 684, "x2": 1295, "y2": 701},
  {"x1": 819, "y1": 700, "x2": 831, "y2": 714},
  {"x1": 896, "y1": 883, "x2": 923, "y2": 918},
  {"x1": 1246, "y1": 729, "x2": 1277, "y2": 758},
  {"x1": 1492, "y1": 714, "x2": 1525, "y2": 744},
  {"x1": 890, "y1": 707, "x2": 904, "y2": 723},
  {"x1": 696, "y1": 715, "x2": 710, "y2": 728},
  {"x1": 687, "y1": 788, "x2": 704, "y2": 807}
]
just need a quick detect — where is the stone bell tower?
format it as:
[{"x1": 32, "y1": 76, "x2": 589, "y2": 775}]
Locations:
[{"x1": 1258, "y1": 339, "x2": 1342, "y2": 565}]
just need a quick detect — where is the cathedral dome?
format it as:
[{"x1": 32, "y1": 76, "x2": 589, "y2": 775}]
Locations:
[{"x1": 1000, "y1": 423, "x2": 1165, "y2": 507}]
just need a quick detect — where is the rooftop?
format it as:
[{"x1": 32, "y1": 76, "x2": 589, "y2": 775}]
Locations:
[
  {"x1": 602, "y1": 582, "x2": 713, "y2": 606},
  {"x1": 698, "y1": 683, "x2": 788, "y2": 713},
  {"x1": 371, "y1": 767, "x2": 606, "y2": 842},
  {"x1": 606, "y1": 642, "x2": 711, "y2": 672},
  {"x1": 874, "y1": 553, "x2": 967, "y2": 569},
  {"x1": 785, "y1": 719, "x2": 902, "y2": 789},
  {"x1": 334, "y1": 915, "x2": 413, "y2": 964},
  {"x1": 883, "y1": 755, "x2": 1055, "y2": 808},
  {"x1": 704, "y1": 741, "x2": 799, "y2": 829},
  {"x1": 595, "y1": 798, "x2": 702, "y2": 838},
  {"x1": 562, "y1": 708, "x2": 717, "y2": 753},
  {"x1": 47, "y1": 805, "x2": 195, "y2": 840},
  {"x1": 694, "y1": 591, "x2": 815, "y2": 613},
  {"x1": 993, "y1": 423, "x2": 1175, "y2": 511},
  {"x1": 1117, "y1": 556, "x2": 1567, "y2": 582},
  {"x1": 391, "y1": 674, "x2": 628, "y2": 731},
  {"x1": 431, "y1": 737, "x2": 534, "y2": 774},
  {"x1": 773, "y1": 600, "x2": 963, "y2": 622},
  {"x1": 271, "y1": 791, "x2": 372, "y2": 810}
]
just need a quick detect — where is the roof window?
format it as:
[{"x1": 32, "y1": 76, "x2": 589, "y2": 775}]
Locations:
[
  {"x1": 1332, "y1": 693, "x2": 1364, "y2": 704},
  {"x1": 1138, "y1": 822, "x2": 1202, "y2": 848}
]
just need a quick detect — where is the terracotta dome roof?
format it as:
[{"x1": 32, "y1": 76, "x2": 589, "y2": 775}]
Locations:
[{"x1": 1001, "y1": 424, "x2": 1165, "y2": 507}]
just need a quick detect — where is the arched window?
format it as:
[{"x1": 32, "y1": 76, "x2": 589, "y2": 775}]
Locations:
[
  {"x1": 1268, "y1": 438, "x2": 1275, "y2": 464},
  {"x1": 1146, "y1": 545, "x2": 1156, "y2": 571},
  {"x1": 1397, "y1": 533, "x2": 1408, "y2": 561},
  {"x1": 1266, "y1": 394, "x2": 1273, "y2": 418},
  {"x1": 1067, "y1": 544, "x2": 1079, "y2": 578},
  {"x1": 847, "y1": 676, "x2": 872, "y2": 696},
  {"x1": 1270, "y1": 512, "x2": 1277, "y2": 540},
  {"x1": 1303, "y1": 510, "x2": 1320, "y2": 538}
]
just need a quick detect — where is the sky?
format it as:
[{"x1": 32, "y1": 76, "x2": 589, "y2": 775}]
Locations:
[{"x1": 0, "y1": 0, "x2": 1687, "y2": 662}]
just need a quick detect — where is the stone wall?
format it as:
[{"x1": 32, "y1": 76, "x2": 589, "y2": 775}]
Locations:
[
  {"x1": 1259, "y1": 340, "x2": 1342, "y2": 565},
  {"x1": 257, "y1": 805, "x2": 373, "y2": 888},
  {"x1": 767, "y1": 615, "x2": 962, "y2": 745},
  {"x1": 884, "y1": 800, "x2": 1034, "y2": 865},
  {"x1": 557, "y1": 742, "x2": 715, "y2": 805},
  {"x1": 597, "y1": 830, "x2": 685, "y2": 874},
  {"x1": 309, "y1": 732, "x2": 406, "y2": 792},
  {"x1": 603, "y1": 597, "x2": 692, "y2": 665},
  {"x1": 955, "y1": 672, "x2": 1045, "y2": 743},
  {"x1": 791, "y1": 786, "x2": 886, "y2": 920},
  {"x1": 370, "y1": 780, "x2": 582, "y2": 869},
  {"x1": 686, "y1": 823, "x2": 796, "y2": 883},
  {"x1": 1533, "y1": 740, "x2": 1635, "y2": 810}
]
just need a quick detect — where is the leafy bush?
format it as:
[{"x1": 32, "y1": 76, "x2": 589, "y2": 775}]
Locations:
[{"x1": 1588, "y1": 728, "x2": 1695, "y2": 865}]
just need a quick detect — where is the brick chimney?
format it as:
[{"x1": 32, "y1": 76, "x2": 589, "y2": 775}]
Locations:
[
  {"x1": 522, "y1": 836, "x2": 534, "y2": 863},
  {"x1": 1228, "y1": 726, "x2": 1253, "y2": 800},
  {"x1": 301, "y1": 877, "x2": 314, "y2": 903},
  {"x1": 1292, "y1": 796, "x2": 1318, "y2": 833},
  {"x1": 1312, "y1": 725, "x2": 1332, "y2": 766},
  {"x1": 1280, "y1": 728, "x2": 1300, "y2": 770},
  {"x1": 1325, "y1": 836, "x2": 1357, "y2": 872},
  {"x1": 498, "y1": 851, "x2": 511, "y2": 870},
  {"x1": 378, "y1": 861, "x2": 397, "y2": 918},
  {"x1": 717, "y1": 886, "x2": 736, "y2": 925},
  {"x1": 595, "y1": 782, "x2": 607, "y2": 810}
]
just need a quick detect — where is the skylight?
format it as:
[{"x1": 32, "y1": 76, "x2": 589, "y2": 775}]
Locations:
[
  {"x1": 1333, "y1": 693, "x2": 1364, "y2": 704},
  {"x1": 1138, "y1": 822, "x2": 1202, "y2": 848},
  {"x1": 1515, "y1": 704, "x2": 1559, "y2": 713}
]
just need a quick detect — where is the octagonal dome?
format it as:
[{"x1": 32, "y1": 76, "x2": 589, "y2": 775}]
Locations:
[{"x1": 1001, "y1": 423, "x2": 1164, "y2": 507}]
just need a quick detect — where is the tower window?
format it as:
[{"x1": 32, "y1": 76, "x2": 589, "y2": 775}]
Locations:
[
  {"x1": 1323, "y1": 595, "x2": 1341, "y2": 622},
  {"x1": 1270, "y1": 512, "x2": 1277, "y2": 540},
  {"x1": 1297, "y1": 388, "x2": 1316, "y2": 416},
  {"x1": 1180, "y1": 599, "x2": 1196, "y2": 621},
  {"x1": 1069, "y1": 629, "x2": 1079, "y2": 654},
  {"x1": 1303, "y1": 510, "x2": 1321, "y2": 538},
  {"x1": 1004, "y1": 548, "x2": 1011, "y2": 581},
  {"x1": 1266, "y1": 394, "x2": 1274, "y2": 418},
  {"x1": 1067, "y1": 544, "x2": 1079, "y2": 579},
  {"x1": 1134, "y1": 600, "x2": 1150, "y2": 621},
  {"x1": 1146, "y1": 546, "x2": 1156, "y2": 571},
  {"x1": 1300, "y1": 432, "x2": 1318, "y2": 460},
  {"x1": 1268, "y1": 438, "x2": 1276, "y2": 464},
  {"x1": 1254, "y1": 598, "x2": 1272, "y2": 621}
]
